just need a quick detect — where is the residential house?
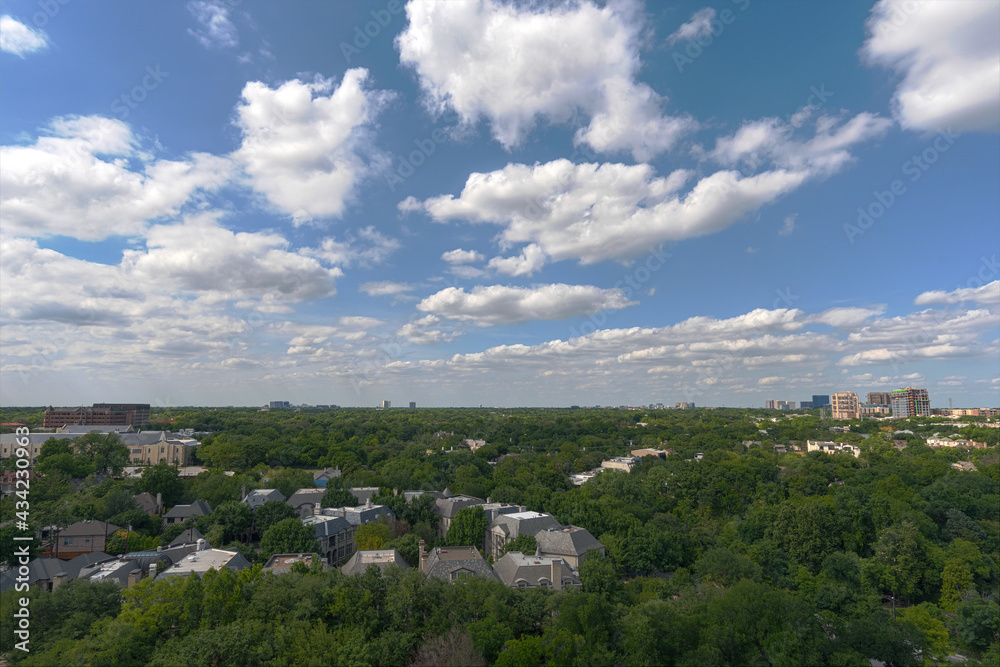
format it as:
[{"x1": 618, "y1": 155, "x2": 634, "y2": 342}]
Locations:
[
  {"x1": 464, "y1": 439, "x2": 487, "y2": 452},
  {"x1": 951, "y1": 461, "x2": 978, "y2": 472},
  {"x1": 341, "y1": 549, "x2": 409, "y2": 576},
  {"x1": 24, "y1": 558, "x2": 72, "y2": 591},
  {"x1": 1, "y1": 470, "x2": 41, "y2": 497},
  {"x1": 156, "y1": 540, "x2": 250, "y2": 579},
  {"x1": 601, "y1": 456, "x2": 639, "y2": 473},
  {"x1": 163, "y1": 500, "x2": 212, "y2": 526},
  {"x1": 806, "y1": 440, "x2": 860, "y2": 458},
  {"x1": 488, "y1": 511, "x2": 561, "y2": 559},
  {"x1": 76, "y1": 559, "x2": 143, "y2": 587},
  {"x1": 52, "y1": 520, "x2": 120, "y2": 559},
  {"x1": 630, "y1": 448, "x2": 670, "y2": 459},
  {"x1": 349, "y1": 487, "x2": 381, "y2": 506},
  {"x1": 133, "y1": 492, "x2": 162, "y2": 516},
  {"x1": 534, "y1": 525, "x2": 605, "y2": 569},
  {"x1": 286, "y1": 488, "x2": 326, "y2": 518},
  {"x1": 494, "y1": 551, "x2": 580, "y2": 590},
  {"x1": 312, "y1": 467, "x2": 341, "y2": 487},
  {"x1": 263, "y1": 553, "x2": 324, "y2": 574},
  {"x1": 242, "y1": 488, "x2": 286, "y2": 510},
  {"x1": 433, "y1": 494, "x2": 485, "y2": 537},
  {"x1": 304, "y1": 515, "x2": 354, "y2": 565},
  {"x1": 169, "y1": 525, "x2": 207, "y2": 547},
  {"x1": 418, "y1": 542, "x2": 499, "y2": 583}
]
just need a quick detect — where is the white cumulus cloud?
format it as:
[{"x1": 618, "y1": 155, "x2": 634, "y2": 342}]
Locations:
[
  {"x1": 862, "y1": 0, "x2": 1000, "y2": 132},
  {"x1": 0, "y1": 15, "x2": 47, "y2": 56},
  {"x1": 417, "y1": 283, "x2": 637, "y2": 326},
  {"x1": 232, "y1": 70, "x2": 393, "y2": 223},
  {"x1": 396, "y1": 0, "x2": 695, "y2": 160}
]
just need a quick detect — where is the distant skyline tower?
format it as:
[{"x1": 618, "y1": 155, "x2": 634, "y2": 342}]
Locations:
[
  {"x1": 891, "y1": 387, "x2": 930, "y2": 418},
  {"x1": 382, "y1": 399, "x2": 391, "y2": 409},
  {"x1": 409, "y1": 401, "x2": 416, "y2": 408}
]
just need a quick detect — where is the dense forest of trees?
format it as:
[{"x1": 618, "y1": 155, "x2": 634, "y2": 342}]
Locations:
[{"x1": 1, "y1": 406, "x2": 998, "y2": 665}]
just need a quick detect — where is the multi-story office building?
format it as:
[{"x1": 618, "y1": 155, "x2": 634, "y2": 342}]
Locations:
[
  {"x1": 891, "y1": 387, "x2": 930, "y2": 418},
  {"x1": 409, "y1": 402, "x2": 417, "y2": 408},
  {"x1": 867, "y1": 392, "x2": 893, "y2": 406},
  {"x1": 269, "y1": 401, "x2": 290, "y2": 408},
  {"x1": 42, "y1": 403, "x2": 150, "y2": 429},
  {"x1": 382, "y1": 400, "x2": 391, "y2": 409},
  {"x1": 799, "y1": 401, "x2": 813, "y2": 409},
  {"x1": 812, "y1": 395, "x2": 831, "y2": 409},
  {"x1": 831, "y1": 392, "x2": 860, "y2": 420}
]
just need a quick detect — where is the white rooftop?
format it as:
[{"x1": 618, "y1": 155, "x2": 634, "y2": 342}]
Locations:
[
  {"x1": 507, "y1": 511, "x2": 547, "y2": 520},
  {"x1": 159, "y1": 549, "x2": 240, "y2": 577}
]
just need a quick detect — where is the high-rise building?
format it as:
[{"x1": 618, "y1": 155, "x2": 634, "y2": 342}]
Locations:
[
  {"x1": 891, "y1": 387, "x2": 930, "y2": 418},
  {"x1": 867, "y1": 392, "x2": 893, "y2": 406},
  {"x1": 812, "y1": 395, "x2": 831, "y2": 409},
  {"x1": 765, "y1": 400, "x2": 776, "y2": 409},
  {"x1": 831, "y1": 392, "x2": 860, "y2": 420},
  {"x1": 382, "y1": 400, "x2": 391, "y2": 409},
  {"x1": 43, "y1": 403, "x2": 150, "y2": 428},
  {"x1": 269, "y1": 401, "x2": 290, "y2": 409},
  {"x1": 409, "y1": 402, "x2": 416, "y2": 408},
  {"x1": 799, "y1": 401, "x2": 813, "y2": 409}
]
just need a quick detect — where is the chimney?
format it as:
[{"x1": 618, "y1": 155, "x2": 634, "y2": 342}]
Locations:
[
  {"x1": 551, "y1": 558, "x2": 562, "y2": 591},
  {"x1": 149, "y1": 563, "x2": 158, "y2": 579},
  {"x1": 418, "y1": 540, "x2": 426, "y2": 573},
  {"x1": 127, "y1": 569, "x2": 141, "y2": 587},
  {"x1": 52, "y1": 572, "x2": 67, "y2": 590},
  {"x1": 313, "y1": 504, "x2": 320, "y2": 516},
  {"x1": 155, "y1": 492, "x2": 162, "y2": 513},
  {"x1": 487, "y1": 497, "x2": 492, "y2": 504}
]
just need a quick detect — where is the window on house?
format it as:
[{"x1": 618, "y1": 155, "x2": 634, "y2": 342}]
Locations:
[{"x1": 63, "y1": 537, "x2": 73, "y2": 545}]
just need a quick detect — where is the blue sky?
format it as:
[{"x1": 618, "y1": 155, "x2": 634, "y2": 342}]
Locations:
[{"x1": 1, "y1": 0, "x2": 997, "y2": 408}]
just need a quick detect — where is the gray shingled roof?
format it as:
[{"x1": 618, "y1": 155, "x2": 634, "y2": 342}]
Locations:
[
  {"x1": 60, "y1": 520, "x2": 121, "y2": 538},
  {"x1": 490, "y1": 512, "x2": 561, "y2": 540},
  {"x1": 133, "y1": 492, "x2": 160, "y2": 514},
  {"x1": 434, "y1": 495, "x2": 485, "y2": 519},
  {"x1": 27, "y1": 558, "x2": 70, "y2": 583},
  {"x1": 424, "y1": 546, "x2": 498, "y2": 582},
  {"x1": 285, "y1": 488, "x2": 325, "y2": 508},
  {"x1": 163, "y1": 500, "x2": 212, "y2": 519},
  {"x1": 308, "y1": 516, "x2": 352, "y2": 538},
  {"x1": 169, "y1": 526, "x2": 206, "y2": 546},
  {"x1": 535, "y1": 525, "x2": 604, "y2": 557},
  {"x1": 493, "y1": 552, "x2": 580, "y2": 588}
]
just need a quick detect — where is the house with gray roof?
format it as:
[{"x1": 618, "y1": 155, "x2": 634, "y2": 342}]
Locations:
[
  {"x1": 487, "y1": 511, "x2": 561, "y2": 559},
  {"x1": 286, "y1": 488, "x2": 326, "y2": 518},
  {"x1": 534, "y1": 525, "x2": 605, "y2": 568},
  {"x1": 156, "y1": 540, "x2": 250, "y2": 579},
  {"x1": 494, "y1": 551, "x2": 580, "y2": 590},
  {"x1": 303, "y1": 515, "x2": 354, "y2": 565},
  {"x1": 24, "y1": 558, "x2": 72, "y2": 590},
  {"x1": 169, "y1": 525, "x2": 207, "y2": 547},
  {"x1": 163, "y1": 500, "x2": 212, "y2": 525},
  {"x1": 53, "y1": 520, "x2": 120, "y2": 559},
  {"x1": 418, "y1": 542, "x2": 498, "y2": 583},
  {"x1": 133, "y1": 492, "x2": 162, "y2": 515},
  {"x1": 341, "y1": 549, "x2": 409, "y2": 576},
  {"x1": 433, "y1": 494, "x2": 485, "y2": 537},
  {"x1": 312, "y1": 467, "x2": 341, "y2": 487},
  {"x1": 349, "y1": 486, "x2": 381, "y2": 506},
  {"x1": 242, "y1": 488, "x2": 285, "y2": 510},
  {"x1": 76, "y1": 559, "x2": 143, "y2": 587}
]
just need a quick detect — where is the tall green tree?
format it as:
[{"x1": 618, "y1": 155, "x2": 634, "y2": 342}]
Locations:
[
  {"x1": 445, "y1": 506, "x2": 488, "y2": 548},
  {"x1": 259, "y1": 517, "x2": 320, "y2": 561}
]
